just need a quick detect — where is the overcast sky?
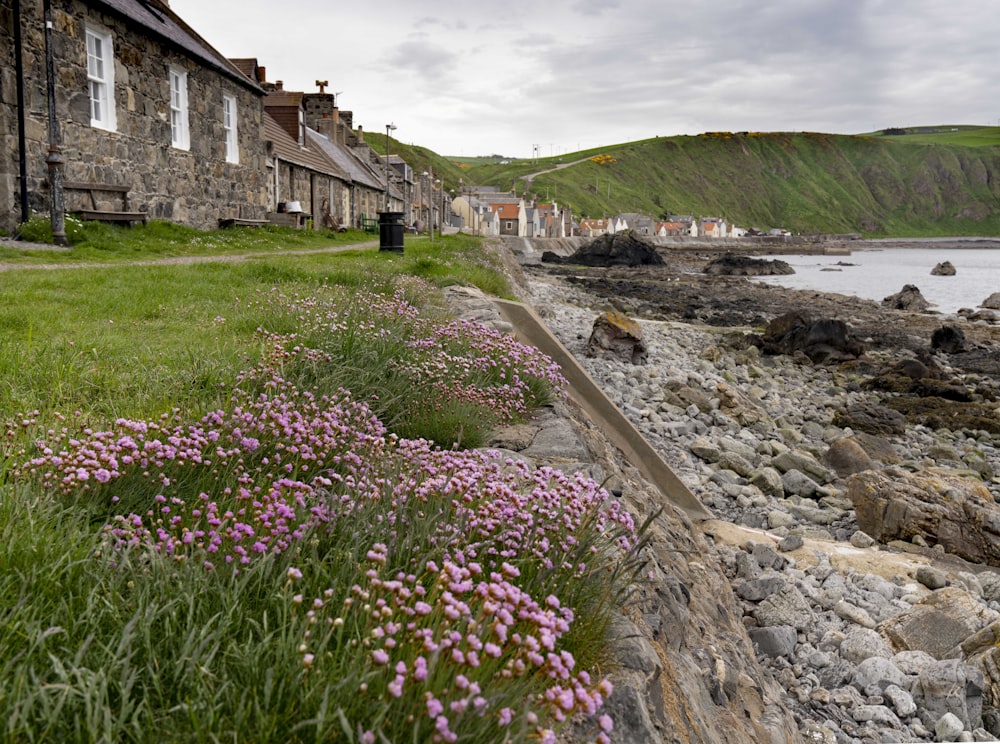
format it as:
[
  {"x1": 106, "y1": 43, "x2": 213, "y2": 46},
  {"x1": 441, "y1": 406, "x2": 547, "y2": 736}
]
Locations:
[{"x1": 168, "y1": 0, "x2": 1000, "y2": 158}]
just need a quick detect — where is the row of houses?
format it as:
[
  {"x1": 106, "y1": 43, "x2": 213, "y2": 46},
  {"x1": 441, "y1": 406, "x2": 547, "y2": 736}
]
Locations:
[
  {"x1": 450, "y1": 186, "x2": 571, "y2": 239},
  {"x1": 0, "y1": 0, "x2": 439, "y2": 237},
  {"x1": 578, "y1": 214, "x2": 754, "y2": 239},
  {"x1": 1, "y1": 0, "x2": 784, "y2": 243}
]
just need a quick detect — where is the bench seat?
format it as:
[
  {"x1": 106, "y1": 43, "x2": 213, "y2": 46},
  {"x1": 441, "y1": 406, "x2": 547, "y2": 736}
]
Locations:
[
  {"x1": 63, "y1": 181, "x2": 147, "y2": 225},
  {"x1": 74, "y1": 209, "x2": 148, "y2": 225},
  {"x1": 219, "y1": 217, "x2": 269, "y2": 228}
]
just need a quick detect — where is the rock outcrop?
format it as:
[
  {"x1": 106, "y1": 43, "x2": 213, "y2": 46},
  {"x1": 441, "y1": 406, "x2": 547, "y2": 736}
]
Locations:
[
  {"x1": 882, "y1": 284, "x2": 930, "y2": 311},
  {"x1": 753, "y1": 311, "x2": 866, "y2": 363},
  {"x1": 702, "y1": 253, "x2": 795, "y2": 276},
  {"x1": 541, "y1": 231, "x2": 664, "y2": 267},
  {"x1": 931, "y1": 261, "x2": 957, "y2": 276},
  {"x1": 849, "y1": 467, "x2": 1000, "y2": 567}
]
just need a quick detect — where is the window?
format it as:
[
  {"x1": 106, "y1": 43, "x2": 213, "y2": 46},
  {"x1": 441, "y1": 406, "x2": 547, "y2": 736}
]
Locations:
[
  {"x1": 169, "y1": 67, "x2": 189, "y2": 150},
  {"x1": 86, "y1": 25, "x2": 116, "y2": 130},
  {"x1": 223, "y1": 94, "x2": 238, "y2": 163}
]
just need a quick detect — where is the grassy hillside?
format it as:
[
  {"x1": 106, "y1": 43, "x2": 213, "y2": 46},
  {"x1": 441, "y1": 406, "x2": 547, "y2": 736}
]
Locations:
[{"x1": 454, "y1": 127, "x2": 1000, "y2": 237}]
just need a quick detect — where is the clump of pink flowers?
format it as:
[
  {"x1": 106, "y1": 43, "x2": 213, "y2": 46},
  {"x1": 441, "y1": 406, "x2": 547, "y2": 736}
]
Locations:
[
  {"x1": 294, "y1": 551, "x2": 618, "y2": 742},
  {"x1": 12, "y1": 285, "x2": 634, "y2": 741}
]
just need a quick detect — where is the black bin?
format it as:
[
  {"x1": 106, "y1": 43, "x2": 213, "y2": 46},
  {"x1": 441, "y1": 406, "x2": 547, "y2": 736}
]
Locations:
[{"x1": 377, "y1": 211, "x2": 404, "y2": 252}]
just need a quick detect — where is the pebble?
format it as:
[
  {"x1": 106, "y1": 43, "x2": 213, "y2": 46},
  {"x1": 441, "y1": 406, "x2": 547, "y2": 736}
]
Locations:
[{"x1": 519, "y1": 273, "x2": 1000, "y2": 743}]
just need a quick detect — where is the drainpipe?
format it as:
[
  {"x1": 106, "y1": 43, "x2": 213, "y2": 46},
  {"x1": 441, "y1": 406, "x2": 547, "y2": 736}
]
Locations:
[
  {"x1": 13, "y1": 0, "x2": 29, "y2": 224},
  {"x1": 42, "y1": 0, "x2": 66, "y2": 245}
]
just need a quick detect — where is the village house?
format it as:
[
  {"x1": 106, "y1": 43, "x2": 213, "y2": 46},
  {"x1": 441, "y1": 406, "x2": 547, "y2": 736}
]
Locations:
[
  {"x1": 492, "y1": 201, "x2": 526, "y2": 237},
  {"x1": 252, "y1": 78, "x2": 348, "y2": 229},
  {"x1": 578, "y1": 217, "x2": 609, "y2": 237},
  {"x1": 247, "y1": 67, "x2": 403, "y2": 229},
  {"x1": 534, "y1": 202, "x2": 566, "y2": 238},
  {"x1": 2, "y1": 0, "x2": 272, "y2": 234}
]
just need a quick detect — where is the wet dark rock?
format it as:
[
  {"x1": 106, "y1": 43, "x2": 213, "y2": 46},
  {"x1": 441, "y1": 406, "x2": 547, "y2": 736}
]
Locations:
[
  {"x1": 882, "y1": 284, "x2": 930, "y2": 312},
  {"x1": 832, "y1": 402, "x2": 907, "y2": 436},
  {"x1": 883, "y1": 396, "x2": 1000, "y2": 434},
  {"x1": 981, "y1": 292, "x2": 1000, "y2": 310},
  {"x1": 703, "y1": 253, "x2": 795, "y2": 276},
  {"x1": 931, "y1": 261, "x2": 957, "y2": 276},
  {"x1": 541, "y1": 231, "x2": 664, "y2": 267},
  {"x1": 932, "y1": 325, "x2": 968, "y2": 354},
  {"x1": 754, "y1": 311, "x2": 865, "y2": 363}
]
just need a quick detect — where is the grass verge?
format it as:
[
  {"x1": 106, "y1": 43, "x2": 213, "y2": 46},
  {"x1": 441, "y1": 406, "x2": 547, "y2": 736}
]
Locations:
[{"x1": 0, "y1": 224, "x2": 641, "y2": 743}]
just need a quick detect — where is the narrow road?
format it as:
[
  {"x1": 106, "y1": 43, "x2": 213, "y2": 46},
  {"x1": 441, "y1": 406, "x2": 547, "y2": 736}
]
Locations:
[{"x1": 521, "y1": 157, "x2": 592, "y2": 191}]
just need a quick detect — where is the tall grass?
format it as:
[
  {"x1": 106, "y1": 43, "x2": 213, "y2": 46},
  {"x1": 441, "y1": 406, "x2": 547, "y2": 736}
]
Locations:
[{"x1": 0, "y1": 233, "x2": 641, "y2": 742}]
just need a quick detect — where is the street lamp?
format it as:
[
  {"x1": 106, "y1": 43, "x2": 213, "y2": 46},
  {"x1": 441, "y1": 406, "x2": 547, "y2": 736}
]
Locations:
[
  {"x1": 384, "y1": 122, "x2": 396, "y2": 210},
  {"x1": 420, "y1": 171, "x2": 433, "y2": 242}
]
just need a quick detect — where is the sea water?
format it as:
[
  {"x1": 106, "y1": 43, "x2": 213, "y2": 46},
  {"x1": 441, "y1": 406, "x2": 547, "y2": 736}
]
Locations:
[{"x1": 751, "y1": 244, "x2": 1000, "y2": 316}]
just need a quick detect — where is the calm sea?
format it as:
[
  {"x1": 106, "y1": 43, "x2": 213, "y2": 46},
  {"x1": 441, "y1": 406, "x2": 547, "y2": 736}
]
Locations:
[{"x1": 751, "y1": 244, "x2": 1000, "y2": 316}]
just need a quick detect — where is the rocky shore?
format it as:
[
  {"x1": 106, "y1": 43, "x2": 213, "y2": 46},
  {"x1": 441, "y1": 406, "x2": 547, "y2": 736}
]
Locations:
[{"x1": 482, "y1": 237, "x2": 1000, "y2": 743}]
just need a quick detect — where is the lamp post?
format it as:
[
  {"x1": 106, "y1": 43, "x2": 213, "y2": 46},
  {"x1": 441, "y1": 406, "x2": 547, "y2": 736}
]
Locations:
[
  {"x1": 420, "y1": 171, "x2": 433, "y2": 242},
  {"x1": 383, "y1": 122, "x2": 396, "y2": 211}
]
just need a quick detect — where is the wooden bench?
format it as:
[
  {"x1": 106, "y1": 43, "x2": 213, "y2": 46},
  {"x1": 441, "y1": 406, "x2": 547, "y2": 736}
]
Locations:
[
  {"x1": 218, "y1": 217, "x2": 269, "y2": 228},
  {"x1": 63, "y1": 181, "x2": 148, "y2": 225}
]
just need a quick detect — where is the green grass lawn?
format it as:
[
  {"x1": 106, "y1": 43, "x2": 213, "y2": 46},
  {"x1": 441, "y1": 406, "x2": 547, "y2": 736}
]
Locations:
[{"x1": 0, "y1": 222, "x2": 639, "y2": 743}]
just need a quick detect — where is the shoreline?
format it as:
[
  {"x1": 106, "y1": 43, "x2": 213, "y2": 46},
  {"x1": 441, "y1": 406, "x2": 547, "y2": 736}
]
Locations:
[{"x1": 501, "y1": 237, "x2": 1000, "y2": 743}]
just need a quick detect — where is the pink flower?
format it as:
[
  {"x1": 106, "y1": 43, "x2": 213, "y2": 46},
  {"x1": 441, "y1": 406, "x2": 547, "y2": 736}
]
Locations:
[{"x1": 372, "y1": 649, "x2": 389, "y2": 665}]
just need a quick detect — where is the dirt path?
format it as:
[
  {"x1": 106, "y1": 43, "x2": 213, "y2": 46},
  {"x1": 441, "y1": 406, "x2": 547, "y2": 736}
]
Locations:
[{"x1": 0, "y1": 239, "x2": 381, "y2": 272}]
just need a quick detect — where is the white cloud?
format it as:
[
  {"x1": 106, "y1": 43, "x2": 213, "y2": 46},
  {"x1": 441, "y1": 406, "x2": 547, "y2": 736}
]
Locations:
[{"x1": 169, "y1": 0, "x2": 1000, "y2": 156}]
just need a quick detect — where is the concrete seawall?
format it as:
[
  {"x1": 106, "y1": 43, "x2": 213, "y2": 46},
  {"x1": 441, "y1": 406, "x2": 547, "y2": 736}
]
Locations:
[{"x1": 492, "y1": 297, "x2": 713, "y2": 522}]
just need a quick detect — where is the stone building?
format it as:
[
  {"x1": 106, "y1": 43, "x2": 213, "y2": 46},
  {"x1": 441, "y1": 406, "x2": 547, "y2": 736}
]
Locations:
[
  {"x1": 1, "y1": 0, "x2": 270, "y2": 233},
  {"x1": 302, "y1": 90, "x2": 404, "y2": 226},
  {"x1": 243, "y1": 63, "x2": 404, "y2": 230}
]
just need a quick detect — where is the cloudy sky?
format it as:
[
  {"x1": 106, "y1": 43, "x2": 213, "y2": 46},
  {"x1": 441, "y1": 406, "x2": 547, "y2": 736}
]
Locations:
[{"x1": 169, "y1": 0, "x2": 1000, "y2": 158}]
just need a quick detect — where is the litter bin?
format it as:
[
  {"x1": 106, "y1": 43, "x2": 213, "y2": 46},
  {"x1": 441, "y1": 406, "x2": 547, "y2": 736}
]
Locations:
[{"x1": 377, "y1": 211, "x2": 404, "y2": 252}]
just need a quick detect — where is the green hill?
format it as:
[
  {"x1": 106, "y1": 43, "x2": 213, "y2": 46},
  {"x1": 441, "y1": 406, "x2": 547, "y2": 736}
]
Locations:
[{"x1": 449, "y1": 127, "x2": 1000, "y2": 237}]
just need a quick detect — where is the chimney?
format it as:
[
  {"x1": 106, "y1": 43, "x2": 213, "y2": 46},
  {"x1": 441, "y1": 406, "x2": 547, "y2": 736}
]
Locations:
[
  {"x1": 303, "y1": 87, "x2": 337, "y2": 134},
  {"x1": 275, "y1": 80, "x2": 284, "y2": 91},
  {"x1": 258, "y1": 65, "x2": 266, "y2": 83},
  {"x1": 357, "y1": 125, "x2": 363, "y2": 143}
]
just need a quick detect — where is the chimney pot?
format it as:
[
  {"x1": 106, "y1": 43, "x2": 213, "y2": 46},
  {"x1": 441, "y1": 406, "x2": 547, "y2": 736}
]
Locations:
[{"x1": 276, "y1": 80, "x2": 284, "y2": 90}]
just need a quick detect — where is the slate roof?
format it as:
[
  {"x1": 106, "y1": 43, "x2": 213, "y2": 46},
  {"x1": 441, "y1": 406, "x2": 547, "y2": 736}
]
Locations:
[
  {"x1": 306, "y1": 129, "x2": 394, "y2": 195},
  {"x1": 264, "y1": 114, "x2": 344, "y2": 178},
  {"x1": 89, "y1": 0, "x2": 262, "y2": 93}
]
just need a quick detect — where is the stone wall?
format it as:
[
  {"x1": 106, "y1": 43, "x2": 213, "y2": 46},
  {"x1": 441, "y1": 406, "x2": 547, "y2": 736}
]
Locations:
[{"x1": 1, "y1": 0, "x2": 270, "y2": 232}]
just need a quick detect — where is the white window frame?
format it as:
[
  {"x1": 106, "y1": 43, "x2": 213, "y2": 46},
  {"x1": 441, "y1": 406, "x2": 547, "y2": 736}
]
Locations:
[
  {"x1": 86, "y1": 25, "x2": 116, "y2": 131},
  {"x1": 169, "y1": 66, "x2": 190, "y2": 150},
  {"x1": 223, "y1": 94, "x2": 238, "y2": 163}
]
